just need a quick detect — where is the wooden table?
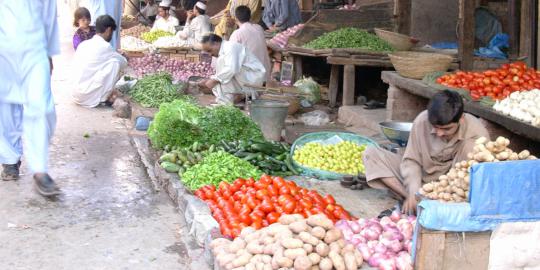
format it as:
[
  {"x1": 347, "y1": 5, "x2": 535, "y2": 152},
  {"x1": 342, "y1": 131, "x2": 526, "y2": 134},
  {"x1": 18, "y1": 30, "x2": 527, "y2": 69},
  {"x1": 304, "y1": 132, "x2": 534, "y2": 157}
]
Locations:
[
  {"x1": 381, "y1": 71, "x2": 540, "y2": 142},
  {"x1": 327, "y1": 56, "x2": 393, "y2": 107}
]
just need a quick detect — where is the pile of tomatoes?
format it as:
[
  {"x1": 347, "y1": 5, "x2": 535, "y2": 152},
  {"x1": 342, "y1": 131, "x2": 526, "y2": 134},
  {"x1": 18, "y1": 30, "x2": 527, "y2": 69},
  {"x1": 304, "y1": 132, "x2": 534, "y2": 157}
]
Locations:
[
  {"x1": 436, "y1": 61, "x2": 540, "y2": 100},
  {"x1": 195, "y1": 175, "x2": 353, "y2": 238}
]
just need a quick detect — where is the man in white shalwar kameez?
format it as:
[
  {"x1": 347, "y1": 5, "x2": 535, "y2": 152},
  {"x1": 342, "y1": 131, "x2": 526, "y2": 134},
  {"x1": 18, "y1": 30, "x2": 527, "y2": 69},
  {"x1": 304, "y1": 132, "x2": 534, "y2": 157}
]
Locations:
[
  {"x1": 80, "y1": 0, "x2": 122, "y2": 49},
  {"x1": 176, "y1": 2, "x2": 211, "y2": 46},
  {"x1": 230, "y1": 5, "x2": 272, "y2": 82},
  {"x1": 0, "y1": 1, "x2": 61, "y2": 196},
  {"x1": 152, "y1": 2, "x2": 180, "y2": 33},
  {"x1": 199, "y1": 34, "x2": 266, "y2": 105},
  {"x1": 72, "y1": 15, "x2": 128, "y2": 108}
]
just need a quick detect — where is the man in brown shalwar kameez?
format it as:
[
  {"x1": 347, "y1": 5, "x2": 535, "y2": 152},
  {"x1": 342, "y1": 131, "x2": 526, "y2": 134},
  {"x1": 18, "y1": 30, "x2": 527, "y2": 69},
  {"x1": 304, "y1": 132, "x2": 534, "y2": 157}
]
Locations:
[{"x1": 363, "y1": 90, "x2": 490, "y2": 214}]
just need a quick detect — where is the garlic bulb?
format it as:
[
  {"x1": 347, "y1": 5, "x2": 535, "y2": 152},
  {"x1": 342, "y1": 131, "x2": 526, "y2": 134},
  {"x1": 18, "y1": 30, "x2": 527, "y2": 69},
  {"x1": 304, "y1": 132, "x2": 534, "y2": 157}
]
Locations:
[{"x1": 493, "y1": 89, "x2": 540, "y2": 126}]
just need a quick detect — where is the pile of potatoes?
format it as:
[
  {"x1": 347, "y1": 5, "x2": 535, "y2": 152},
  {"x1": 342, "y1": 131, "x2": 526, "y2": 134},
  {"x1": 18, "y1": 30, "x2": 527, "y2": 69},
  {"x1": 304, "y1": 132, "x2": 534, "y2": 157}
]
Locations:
[
  {"x1": 121, "y1": 24, "x2": 151, "y2": 39},
  {"x1": 419, "y1": 136, "x2": 537, "y2": 202},
  {"x1": 210, "y1": 214, "x2": 363, "y2": 270}
]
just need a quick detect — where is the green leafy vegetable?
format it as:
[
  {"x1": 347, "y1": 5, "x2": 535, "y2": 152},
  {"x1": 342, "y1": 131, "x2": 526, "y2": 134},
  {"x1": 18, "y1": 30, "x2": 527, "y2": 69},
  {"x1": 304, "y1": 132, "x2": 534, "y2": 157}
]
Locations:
[
  {"x1": 181, "y1": 151, "x2": 262, "y2": 190},
  {"x1": 148, "y1": 100, "x2": 263, "y2": 149},
  {"x1": 129, "y1": 73, "x2": 185, "y2": 108},
  {"x1": 304, "y1": 28, "x2": 394, "y2": 51}
]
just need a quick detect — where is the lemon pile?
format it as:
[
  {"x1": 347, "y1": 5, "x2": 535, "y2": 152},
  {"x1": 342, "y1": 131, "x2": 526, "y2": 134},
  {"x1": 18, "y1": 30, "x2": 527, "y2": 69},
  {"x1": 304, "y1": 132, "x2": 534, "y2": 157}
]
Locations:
[{"x1": 293, "y1": 141, "x2": 367, "y2": 174}]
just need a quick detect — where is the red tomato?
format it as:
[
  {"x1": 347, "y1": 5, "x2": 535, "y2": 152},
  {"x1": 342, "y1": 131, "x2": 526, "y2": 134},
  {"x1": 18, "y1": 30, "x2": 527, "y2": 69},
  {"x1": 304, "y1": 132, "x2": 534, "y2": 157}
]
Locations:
[
  {"x1": 282, "y1": 200, "x2": 297, "y2": 214},
  {"x1": 245, "y1": 178, "x2": 255, "y2": 187},
  {"x1": 259, "y1": 175, "x2": 272, "y2": 185},
  {"x1": 279, "y1": 185, "x2": 291, "y2": 195},
  {"x1": 255, "y1": 189, "x2": 269, "y2": 200},
  {"x1": 266, "y1": 212, "x2": 280, "y2": 223},
  {"x1": 324, "y1": 194, "x2": 336, "y2": 205},
  {"x1": 247, "y1": 197, "x2": 260, "y2": 210},
  {"x1": 260, "y1": 198, "x2": 275, "y2": 213},
  {"x1": 272, "y1": 176, "x2": 286, "y2": 187},
  {"x1": 194, "y1": 190, "x2": 205, "y2": 199}
]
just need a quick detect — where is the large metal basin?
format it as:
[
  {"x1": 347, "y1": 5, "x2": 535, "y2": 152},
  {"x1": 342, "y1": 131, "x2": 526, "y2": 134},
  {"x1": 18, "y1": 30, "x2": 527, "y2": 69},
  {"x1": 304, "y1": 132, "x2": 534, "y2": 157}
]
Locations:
[{"x1": 379, "y1": 121, "x2": 413, "y2": 147}]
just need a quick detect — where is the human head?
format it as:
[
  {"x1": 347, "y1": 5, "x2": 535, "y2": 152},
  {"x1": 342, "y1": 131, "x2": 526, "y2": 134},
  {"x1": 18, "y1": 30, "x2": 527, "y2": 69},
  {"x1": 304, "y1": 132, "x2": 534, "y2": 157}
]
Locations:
[
  {"x1": 201, "y1": 34, "x2": 223, "y2": 57},
  {"x1": 235, "y1": 5, "x2": 251, "y2": 24},
  {"x1": 158, "y1": 6, "x2": 170, "y2": 18},
  {"x1": 95, "y1": 15, "x2": 117, "y2": 42},
  {"x1": 427, "y1": 90, "x2": 465, "y2": 140},
  {"x1": 73, "y1": 7, "x2": 91, "y2": 28},
  {"x1": 194, "y1": 1, "x2": 206, "y2": 15}
]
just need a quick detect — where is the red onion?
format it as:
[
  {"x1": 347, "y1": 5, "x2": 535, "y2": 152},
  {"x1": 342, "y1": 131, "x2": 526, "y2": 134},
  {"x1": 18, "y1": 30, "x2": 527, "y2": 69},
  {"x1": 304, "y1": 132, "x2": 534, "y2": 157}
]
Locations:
[
  {"x1": 361, "y1": 228, "x2": 380, "y2": 241},
  {"x1": 367, "y1": 240, "x2": 379, "y2": 249},
  {"x1": 357, "y1": 243, "x2": 372, "y2": 260},
  {"x1": 390, "y1": 211, "x2": 402, "y2": 222},
  {"x1": 374, "y1": 242, "x2": 388, "y2": 254},
  {"x1": 380, "y1": 216, "x2": 394, "y2": 226},
  {"x1": 381, "y1": 229, "x2": 404, "y2": 241},
  {"x1": 368, "y1": 253, "x2": 386, "y2": 267},
  {"x1": 396, "y1": 251, "x2": 413, "y2": 270},
  {"x1": 356, "y1": 218, "x2": 368, "y2": 229},
  {"x1": 350, "y1": 221, "x2": 362, "y2": 233},
  {"x1": 350, "y1": 234, "x2": 366, "y2": 246},
  {"x1": 387, "y1": 239, "x2": 403, "y2": 253},
  {"x1": 379, "y1": 256, "x2": 397, "y2": 270}
]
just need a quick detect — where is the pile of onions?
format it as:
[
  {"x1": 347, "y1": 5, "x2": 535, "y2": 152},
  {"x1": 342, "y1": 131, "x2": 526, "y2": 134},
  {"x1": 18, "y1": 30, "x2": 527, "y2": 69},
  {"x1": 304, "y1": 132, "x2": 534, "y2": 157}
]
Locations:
[
  {"x1": 335, "y1": 211, "x2": 416, "y2": 270},
  {"x1": 269, "y1": 24, "x2": 304, "y2": 48},
  {"x1": 128, "y1": 54, "x2": 214, "y2": 82}
]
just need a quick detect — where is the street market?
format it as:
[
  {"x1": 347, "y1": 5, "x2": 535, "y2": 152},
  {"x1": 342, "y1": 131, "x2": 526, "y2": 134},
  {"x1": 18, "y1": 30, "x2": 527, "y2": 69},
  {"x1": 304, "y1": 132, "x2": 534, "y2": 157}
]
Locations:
[{"x1": 1, "y1": 0, "x2": 540, "y2": 269}]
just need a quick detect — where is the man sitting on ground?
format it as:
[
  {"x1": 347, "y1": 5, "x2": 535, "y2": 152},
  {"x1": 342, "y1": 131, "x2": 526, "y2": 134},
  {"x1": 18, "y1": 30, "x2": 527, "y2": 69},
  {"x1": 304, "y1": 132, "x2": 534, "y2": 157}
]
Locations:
[
  {"x1": 72, "y1": 15, "x2": 127, "y2": 108},
  {"x1": 363, "y1": 90, "x2": 490, "y2": 214},
  {"x1": 198, "y1": 34, "x2": 266, "y2": 105},
  {"x1": 176, "y1": 1, "x2": 211, "y2": 45}
]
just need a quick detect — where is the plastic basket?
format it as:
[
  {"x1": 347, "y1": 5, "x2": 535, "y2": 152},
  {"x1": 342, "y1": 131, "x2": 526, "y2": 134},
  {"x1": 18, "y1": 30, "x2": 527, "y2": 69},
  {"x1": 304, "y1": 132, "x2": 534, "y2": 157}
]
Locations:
[{"x1": 290, "y1": 132, "x2": 378, "y2": 180}]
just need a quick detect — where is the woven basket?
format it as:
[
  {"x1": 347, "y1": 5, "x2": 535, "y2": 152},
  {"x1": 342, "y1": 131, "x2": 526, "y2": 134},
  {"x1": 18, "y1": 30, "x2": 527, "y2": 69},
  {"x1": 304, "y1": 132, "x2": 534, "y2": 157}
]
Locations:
[
  {"x1": 389, "y1": 51, "x2": 453, "y2": 79},
  {"x1": 375, "y1": 28, "x2": 416, "y2": 51}
]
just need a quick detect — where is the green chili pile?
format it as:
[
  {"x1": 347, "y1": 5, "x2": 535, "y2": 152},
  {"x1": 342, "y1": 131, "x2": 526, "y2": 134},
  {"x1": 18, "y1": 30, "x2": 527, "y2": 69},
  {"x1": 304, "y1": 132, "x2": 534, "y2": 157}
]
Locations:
[
  {"x1": 304, "y1": 28, "x2": 394, "y2": 51},
  {"x1": 129, "y1": 73, "x2": 185, "y2": 108}
]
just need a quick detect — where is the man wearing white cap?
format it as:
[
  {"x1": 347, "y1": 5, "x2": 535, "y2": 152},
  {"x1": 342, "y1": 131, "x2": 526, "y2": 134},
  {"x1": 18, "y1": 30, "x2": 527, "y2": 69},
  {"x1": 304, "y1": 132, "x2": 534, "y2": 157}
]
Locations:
[
  {"x1": 176, "y1": 2, "x2": 211, "y2": 45},
  {"x1": 152, "y1": 0, "x2": 179, "y2": 33}
]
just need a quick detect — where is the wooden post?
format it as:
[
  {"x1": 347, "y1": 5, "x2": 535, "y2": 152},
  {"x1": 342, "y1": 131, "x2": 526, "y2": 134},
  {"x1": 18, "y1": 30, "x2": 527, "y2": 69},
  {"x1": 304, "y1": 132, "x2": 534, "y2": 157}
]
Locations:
[
  {"x1": 508, "y1": 0, "x2": 520, "y2": 59},
  {"x1": 520, "y1": 0, "x2": 534, "y2": 66},
  {"x1": 293, "y1": 55, "x2": 303, "y2": 83},
  {"x1": 342, "y1": 64, "x2": 355, "y2": 106},
  {"x1": 396, "y1": 0, "x2": 412, "y2": 35},
  {"x1": 329, "y1": 65, "x2": 340, "y2": 107},
  {"x1": 458, "y1": 0, "x2": 476, "y2": 70}
]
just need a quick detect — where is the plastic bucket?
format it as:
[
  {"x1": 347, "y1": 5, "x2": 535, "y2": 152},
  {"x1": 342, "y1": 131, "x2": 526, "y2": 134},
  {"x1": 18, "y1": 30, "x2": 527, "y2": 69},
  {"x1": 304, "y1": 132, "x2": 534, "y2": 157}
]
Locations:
[{"x1": 249, "y1": 99, "x2": 290, "y2": 141}]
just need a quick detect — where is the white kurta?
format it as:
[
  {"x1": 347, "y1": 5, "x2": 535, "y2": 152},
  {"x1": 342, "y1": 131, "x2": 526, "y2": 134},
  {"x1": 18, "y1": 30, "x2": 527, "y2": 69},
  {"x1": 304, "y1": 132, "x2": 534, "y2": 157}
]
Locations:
[
  {"x1": 230, "y1": 23, "x2": 272, "y2": 82},
  {"x1": 211, "y1": 41, "x2": 266, "y2": 104},
  {"x1": 72, "y1": 35, "x2": 128, "y2": 108},
  {"x1": 152, "y1": 16, "x2": 179, "y2": 33},
  {"x1": 176, "y1": 15, "x2": 211, "y2": 44},
  {"x1": 80, "y1": 0, "x2": 122, "y2": 49},
  {"x1": 0, "y1": 0, "x2": 60, "y2": 173}
]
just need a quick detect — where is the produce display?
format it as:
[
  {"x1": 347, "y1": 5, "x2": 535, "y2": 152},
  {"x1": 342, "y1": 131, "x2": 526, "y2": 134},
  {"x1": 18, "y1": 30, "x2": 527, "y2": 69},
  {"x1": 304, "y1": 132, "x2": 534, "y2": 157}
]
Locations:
[
  {"x1": 195, "y1": 175, "x2": 353, "y2": 238},
  {"x1": 419, "y1": 136, "x2": 537, "y2": 202},
  {"x1": 121, "y1": 24, "x2": 151, "y2": 39},
  {"x1": 148, "y1": 99, "x2": 263, "y2": 149},
  {"x1": 159, "y1": 142, "x2": 217, "y2": 175},
  {"x1": 153, "y1": 35, "x2": 190, "y2": 49},
  {"x1": 493, "y1": 89, "x2": 540, "y2": 126},
  {"x1": 293, "y1": 141, "x2": 367, "y2": 175},
  {"x1": 210, "y1": 214, "x2": 363, "y2": 270},
  {"x1": 128, "y1": 54, "x2": 213, "y2": 82},
  {"x1": 220, "y1": 140, "x2": 298, "y2": 176},
  {"x1": 182, "y1": 151, "x2": 262, "y2": 190},
  {"x1": 268, "y1": 24, "x2": 304, "y2": 49},
  {"x1": 304, "y1": 28, "x2": 394, "y2": 52},
  {"x1": 336, "y1": 212, "x2": 415, "y2": 270},
  {"x1": 436, "y1": 61, "x2": 540, "y2": 100},
  {"x1": 121, "y1": 36, "x2": 151, "y2": 52},
  {"x1": 140, "y1": 30, "x2": 174, "y2": 43},
  {"x1": 128, "y1": 73, "x2": 184, "y2": 108}
]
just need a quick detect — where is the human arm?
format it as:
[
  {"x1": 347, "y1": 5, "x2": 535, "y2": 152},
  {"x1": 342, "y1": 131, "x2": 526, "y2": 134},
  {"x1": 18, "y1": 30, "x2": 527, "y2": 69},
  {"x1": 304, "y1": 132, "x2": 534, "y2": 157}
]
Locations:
[
  {"x1": 73, "y1": 33, "x2": 82, "y2": 50},
  {"x1": 399, "y1": 118, "x2": 425, "y2": 215},
  {"x1": 198, "y1": 78, "x2": 220, "y2": 89}
]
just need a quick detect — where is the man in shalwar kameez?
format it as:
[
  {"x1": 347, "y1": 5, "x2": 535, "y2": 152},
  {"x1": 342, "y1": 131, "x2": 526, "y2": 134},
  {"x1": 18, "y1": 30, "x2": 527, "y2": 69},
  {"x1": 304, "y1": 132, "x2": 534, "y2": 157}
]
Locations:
[
  {"x1": 362, "y1": 90, "x2": 490, "y2": 214},
  {"x1": 0, "y1": 1, "x2": 61, "y2": 196},
  {"x1": 199, "y1": 34, "x2": 266, "y2": 105}
]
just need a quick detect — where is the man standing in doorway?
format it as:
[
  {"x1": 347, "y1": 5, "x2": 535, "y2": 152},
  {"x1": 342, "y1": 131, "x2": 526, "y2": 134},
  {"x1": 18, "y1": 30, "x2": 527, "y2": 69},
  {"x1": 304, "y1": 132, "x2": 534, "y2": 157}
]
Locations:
[{"x1": 0, "y1": 1, "x2": 61, "y2": 196}]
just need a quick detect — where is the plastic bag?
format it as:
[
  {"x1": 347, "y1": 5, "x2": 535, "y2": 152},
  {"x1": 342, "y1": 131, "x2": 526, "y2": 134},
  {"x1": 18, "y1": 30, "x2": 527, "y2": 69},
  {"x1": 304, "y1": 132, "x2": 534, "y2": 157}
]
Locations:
[
  {"x1": 300, "y1": 110, "x2": 330, "y2": 126},
  {"x1": 115, "y1": 76, "x2": 137, "y2": 93},
  {"x1": 184, "y1": 195, "x2": 220, "y2": 247},
  {"x1": 294, "y1": 77, "x2": 321, "y2": 103}
]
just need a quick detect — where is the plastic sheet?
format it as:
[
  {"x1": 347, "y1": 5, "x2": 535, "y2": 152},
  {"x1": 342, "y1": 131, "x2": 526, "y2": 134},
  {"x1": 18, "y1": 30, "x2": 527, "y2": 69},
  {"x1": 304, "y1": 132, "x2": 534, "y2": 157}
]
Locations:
[
  {"x1": 184, "y1": 195, "x2": 220, "y2": 247},
  {"x1": 417, "y1": 200, "x2": 499, "y2": 232},
  {"x1": 300, "y1": 110, "x2": 330, "y2": 126},
  {"x1": 489, "y1": 221, "x2": 540, "y2": 270},
  {"x1": 469, "y1": 160, "x2": 540, "y2": 222}
]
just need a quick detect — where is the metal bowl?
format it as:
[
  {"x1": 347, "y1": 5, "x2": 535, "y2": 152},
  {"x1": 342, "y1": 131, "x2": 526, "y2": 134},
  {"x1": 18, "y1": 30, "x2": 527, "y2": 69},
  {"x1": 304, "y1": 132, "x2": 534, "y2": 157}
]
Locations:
[{"x1": 379, "y1": 121, "x2": 413, "y2": 147}]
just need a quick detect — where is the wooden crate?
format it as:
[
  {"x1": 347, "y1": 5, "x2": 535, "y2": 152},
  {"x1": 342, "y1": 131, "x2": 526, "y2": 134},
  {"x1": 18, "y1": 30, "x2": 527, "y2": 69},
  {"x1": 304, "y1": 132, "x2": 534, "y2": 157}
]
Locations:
[
  {"x1": 123, "y1": 51, "x2": 145, "y2": 58},
  {"x1": 415, "y1": 226, "x2": 491, "y2": 270},
  {"x1": 186, "y1": 53, "x2": 201, "y2": 63},
  {"x1": 170, "y1": 52, "x2": 187, "y2": 61}
]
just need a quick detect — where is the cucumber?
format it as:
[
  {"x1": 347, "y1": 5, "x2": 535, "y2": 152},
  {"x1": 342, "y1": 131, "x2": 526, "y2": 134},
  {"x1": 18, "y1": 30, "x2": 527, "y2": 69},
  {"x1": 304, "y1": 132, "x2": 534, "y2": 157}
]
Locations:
[
  {"x1": 265, "y1": 156, "x2": 286, "y2": 165},
  {"x1": 159, "y1": 153, "x2": 177, "y2": 163},
  {"x1": 243, "y1": 153, "x2": 261, "y2": 161},
  {"x1": 285, "y1": 154, "x2": 300, "y2": 175},
  {"x1": 161, "y1": 162, "x2": 181, "y2": 173},
  {"x1": 234, "y1": 151, "x2": 250, "y2": 158}
]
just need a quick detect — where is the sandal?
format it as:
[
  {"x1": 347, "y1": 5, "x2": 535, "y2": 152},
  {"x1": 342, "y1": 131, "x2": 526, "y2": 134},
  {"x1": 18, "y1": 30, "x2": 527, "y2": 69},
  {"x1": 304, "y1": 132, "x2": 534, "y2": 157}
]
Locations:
[{"x1": 363, "y1": 100, "x2": 386, "y2": 110}]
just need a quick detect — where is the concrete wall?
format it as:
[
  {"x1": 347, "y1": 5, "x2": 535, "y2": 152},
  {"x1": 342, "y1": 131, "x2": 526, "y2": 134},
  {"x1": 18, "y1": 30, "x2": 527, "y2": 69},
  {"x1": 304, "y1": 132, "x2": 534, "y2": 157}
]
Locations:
[{"x1": 410, "y1": 0, "x2": 459, "y2": 44}]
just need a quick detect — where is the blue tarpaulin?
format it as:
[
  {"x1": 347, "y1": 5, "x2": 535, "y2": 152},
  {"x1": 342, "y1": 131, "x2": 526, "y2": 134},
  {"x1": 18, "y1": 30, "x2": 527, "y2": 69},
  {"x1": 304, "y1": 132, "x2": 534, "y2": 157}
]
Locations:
[
  {"x1": 469, "y1": 160, "x2": 540, "y2": 222},
  {"x1": 417, "y1": 200, "x2": 499, "y2": 232}
]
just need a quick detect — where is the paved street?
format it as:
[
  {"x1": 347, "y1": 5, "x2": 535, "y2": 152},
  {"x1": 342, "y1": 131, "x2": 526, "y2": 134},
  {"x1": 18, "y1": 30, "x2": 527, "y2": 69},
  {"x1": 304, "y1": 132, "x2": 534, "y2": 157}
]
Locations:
[{"x1": 0, "y1": 3, "x2": 190, "y2": 269}]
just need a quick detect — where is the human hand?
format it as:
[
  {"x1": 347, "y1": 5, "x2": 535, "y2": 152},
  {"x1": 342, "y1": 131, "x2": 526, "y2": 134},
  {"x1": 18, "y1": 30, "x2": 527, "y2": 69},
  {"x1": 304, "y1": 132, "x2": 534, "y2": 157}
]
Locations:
[{"x1": 402, "y1": 195, "x2": 418, "y2": 215}]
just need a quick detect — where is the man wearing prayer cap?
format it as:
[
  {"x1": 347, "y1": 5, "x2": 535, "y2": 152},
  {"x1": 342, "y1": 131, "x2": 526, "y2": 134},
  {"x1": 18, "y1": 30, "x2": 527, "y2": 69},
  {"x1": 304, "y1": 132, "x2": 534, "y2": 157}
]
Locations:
[{"x1": 176, "y1": 1, "x2": 211, "y2": 45}]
